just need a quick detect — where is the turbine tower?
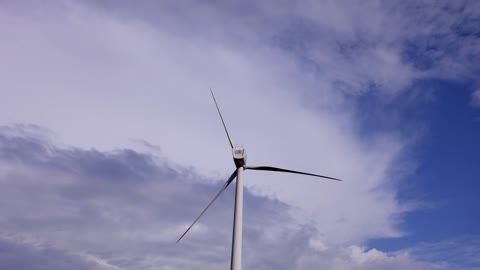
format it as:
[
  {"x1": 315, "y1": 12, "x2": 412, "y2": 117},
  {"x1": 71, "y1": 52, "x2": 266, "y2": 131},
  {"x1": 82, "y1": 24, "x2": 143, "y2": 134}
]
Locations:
[{"x1": 177, "y1": 89, "x2": 342, "y2": 270}]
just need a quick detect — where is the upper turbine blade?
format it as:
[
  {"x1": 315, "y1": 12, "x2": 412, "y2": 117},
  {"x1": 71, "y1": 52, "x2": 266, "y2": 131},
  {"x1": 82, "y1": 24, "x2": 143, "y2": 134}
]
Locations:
[
  {"x1": 176, "y1": 170, "x2": 238, "y2": 243},
  {"x1": 210, "y1": 88, "x2": 234, "y2": 149},
  {"x1": 245, "y1": 166, "x2": 342, "y2": 181}
]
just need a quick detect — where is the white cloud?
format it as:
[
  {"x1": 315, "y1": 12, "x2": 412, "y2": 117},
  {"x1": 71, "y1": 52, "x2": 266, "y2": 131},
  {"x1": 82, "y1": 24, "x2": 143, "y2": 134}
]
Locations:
[
  {"x1": 471, "y1": 90, "x2": 480, "y2": 107},
  {"x1": 0, "y1": 0, "x2": 419, "y2": 246},
  {"x1": 0, "y1": 130, "x2": 466, "y2": 269},
  {"x1": 1, "y1": 0, "x2": 478, "y2": 255}
]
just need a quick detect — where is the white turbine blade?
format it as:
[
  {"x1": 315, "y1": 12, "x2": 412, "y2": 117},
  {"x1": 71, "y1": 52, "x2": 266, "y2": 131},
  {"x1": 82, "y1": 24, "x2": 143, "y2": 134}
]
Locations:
[
  {"x1": 210, "y1": 88, "x2": 234, "y2": 149},
  {"x1": 245, "y1": 166, "x2": 342, "y2": 181},
  {"x1": 176, "y1": 170, "x2": 238, "y2": 243}
]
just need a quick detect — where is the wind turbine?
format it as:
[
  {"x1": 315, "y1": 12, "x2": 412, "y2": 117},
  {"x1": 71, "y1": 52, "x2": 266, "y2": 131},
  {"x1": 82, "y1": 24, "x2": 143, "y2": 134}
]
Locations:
[{"x1": 177, "y1": 89, "x2": 342, "y2": 270}]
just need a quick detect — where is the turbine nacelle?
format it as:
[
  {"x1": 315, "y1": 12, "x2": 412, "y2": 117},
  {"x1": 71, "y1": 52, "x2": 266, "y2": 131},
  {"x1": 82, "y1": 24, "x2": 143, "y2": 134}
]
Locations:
[{"x1": 233, "y1": 145, "x2": 246, "y2": 168}]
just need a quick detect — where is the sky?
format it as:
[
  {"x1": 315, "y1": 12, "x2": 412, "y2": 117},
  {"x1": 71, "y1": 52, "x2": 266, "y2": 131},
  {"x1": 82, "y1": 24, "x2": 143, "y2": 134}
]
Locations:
[{"x1": 0, "y1": 0, "x2": 479, "y2": 269}]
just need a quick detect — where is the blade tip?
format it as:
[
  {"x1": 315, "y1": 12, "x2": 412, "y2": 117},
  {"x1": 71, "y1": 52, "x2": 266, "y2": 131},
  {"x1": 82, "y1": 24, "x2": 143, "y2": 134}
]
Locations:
[{"x1": 176, "y1": 226, "x2": 191, "y2": 244}]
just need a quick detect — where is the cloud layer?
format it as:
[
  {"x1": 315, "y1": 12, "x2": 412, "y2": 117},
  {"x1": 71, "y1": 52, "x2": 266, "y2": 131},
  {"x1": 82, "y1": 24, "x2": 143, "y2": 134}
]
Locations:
[
  {"x1": 1, "y1": 125, "x2": 472, "y2": 270},
  {"x1": 0, "y1": 0, "x2": 421, "y2": 245},
  {"x1": 1, "y1": 1, "x2": 479, "y2": 269}
]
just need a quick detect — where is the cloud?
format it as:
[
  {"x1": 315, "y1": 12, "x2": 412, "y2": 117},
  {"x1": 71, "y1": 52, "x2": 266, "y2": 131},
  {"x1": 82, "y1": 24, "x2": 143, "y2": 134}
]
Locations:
[
  {"x1": 0, "y1": 125, "x2": 472, "y2": 270},
  {"x1": 93, "y1": 0, "x2": 479, "y2": 94},
  {"x1": 0, "y1": 0, "x2": 478, "y2": 262},
  {"x1": 0, "y1": 0, "x2": 421, "y2": 246},
  {"x1": 471, "y1": 90, "x2": 480, "y2": 107},
  {"x1": 0, "y1": 240, "x2": 106, "y2": 270},
  {"x1": 0, "y1": 125, "x2": 288, "y2": 269},
  {"x1": 408, "y1": 236, "x2": 480, "y2": 269}
]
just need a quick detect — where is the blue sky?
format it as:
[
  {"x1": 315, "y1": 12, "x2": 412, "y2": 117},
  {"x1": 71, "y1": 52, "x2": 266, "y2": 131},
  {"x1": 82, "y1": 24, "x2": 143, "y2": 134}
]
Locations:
[
  {"x1": 0, "y1": 1, "x2": 479, "y2": 269},
  {"x1": 372, "y1": 82, "x2": 480, "y2": 249}
]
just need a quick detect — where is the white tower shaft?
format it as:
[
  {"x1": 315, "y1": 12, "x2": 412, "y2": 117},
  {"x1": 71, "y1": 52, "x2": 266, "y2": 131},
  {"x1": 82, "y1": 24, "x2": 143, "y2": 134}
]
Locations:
[{"x1": 230, "y1": 166, "x2": 244, "y2": 270}]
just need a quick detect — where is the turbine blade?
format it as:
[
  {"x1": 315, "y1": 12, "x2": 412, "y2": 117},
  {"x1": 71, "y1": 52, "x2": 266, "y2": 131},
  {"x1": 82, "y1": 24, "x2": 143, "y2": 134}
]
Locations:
[
  {"x1": 176, "y1": 170, "x2": 238, "y2": 243},
  {"x1": 245, "y1": 166, "x2": 342, "y2": 181},
  {"x1": 210, "y1": 88, "x2": 234, "y2": 149}
]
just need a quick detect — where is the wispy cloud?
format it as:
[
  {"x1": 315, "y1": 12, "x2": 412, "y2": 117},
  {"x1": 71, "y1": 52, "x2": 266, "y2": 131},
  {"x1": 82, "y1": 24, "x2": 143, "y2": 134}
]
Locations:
[
  {"x1": 408, "y1": 236, "x2": 480, "y2": 269},
  {"x1": 471, "y1": 90, "x2": 480, "y2": 107}
]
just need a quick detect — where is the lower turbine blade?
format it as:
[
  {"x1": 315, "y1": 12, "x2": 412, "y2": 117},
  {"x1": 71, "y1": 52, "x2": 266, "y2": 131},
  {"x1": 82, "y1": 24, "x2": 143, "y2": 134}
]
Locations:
[
  {"x1": 176, "y1": 170, "x2": 238, "y2": 243},
  {"x1": 245, "y1": 166, "x2": 342, "y2": 181}
]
